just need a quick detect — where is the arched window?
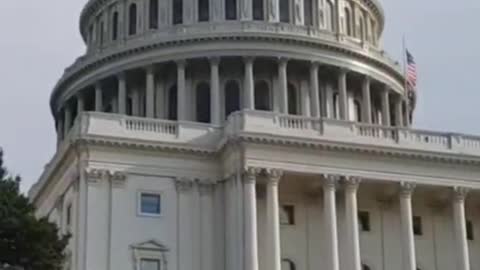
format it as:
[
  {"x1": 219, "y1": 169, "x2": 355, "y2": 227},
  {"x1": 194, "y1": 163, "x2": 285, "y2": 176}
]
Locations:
[
  {"x1": 173, "y1": 0, "x2": 183, "y2": 24},
  {"x1": 100, "y1": 21, "x2": 105, "y2": 45},
  {"x1": 253, "y1": 0, "x2": 264, "y2": 20},
  {"x1": 354, "y1": 100, "x2": 362, "y2": 122},
  {"x1": 149, "y1": 0, "x2": 159, "y2": 29},
  {"x1": 279, "y1": 0, "x2": 290, "y2": 23},
  {"x1": 198, "y1": 0, "x2": 210, "y2": 21},
  {"x1": 287, "y1": 83, "x2": 299, "y2": 115},
  {"x1": 326, "y1": 0, "x2": 335, "y2": 31},
  {"x1": 129, "y1": 3, "x2": 137, "y2": 35},
  {"x1": 254, "y1": 81, "x2": 271, "y2": 111},
  {"x1": 304, "y1": 0, "x2": 313, "y2": 26},
  {"x1": 344, "y1": 7, "x2": 352, "y2": 36},
  {"x1": 225, "y1": 0, "x2": 237, "y2": 20},
  {"x1": 362, "y1": 264, "x2": 371, "y2": 270},
  {"x1": 225, "y1": 80, "x2": 240, "y2": 119},
  {"x1": 196, "y1": 82, "x2": 211, "y2": 123},
  {"x1": 112, "y1": 11, "x2": 119, "y2": 40},
  {"x1": 168, "y1": 85, "x2": 178, "y2": 120},
  {"x1": 281, "y1": 259, "x2": 296, "y2": 270}
]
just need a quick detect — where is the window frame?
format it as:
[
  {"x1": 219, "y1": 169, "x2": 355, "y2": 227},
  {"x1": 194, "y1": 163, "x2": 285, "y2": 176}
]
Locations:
[
  {"x1": 140, "y1": 258, "x2": 161, "y2": 270},
  {"x1": 358, "y1": 210, "x2": 370, "y2": 232},
  {"x1": 137, "y1": 191, "x2": 163, "y2": 218},
  {"x1": 413, "y1": 215, "x2": 423, "y2": 236}
]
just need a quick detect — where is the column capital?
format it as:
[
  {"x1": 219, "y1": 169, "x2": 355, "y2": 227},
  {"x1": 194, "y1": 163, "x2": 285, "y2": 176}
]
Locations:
[
  {"x1": 399, "y1": 181, "x2": 416, "y2": 198},
  {"x1": 176, "y1": 59, "x2": 187, "y2": 68},
  {"x1": 176, "y1": 177, "x2": 194, "y2": 192},
  {"x1": 453, "y1": 186, "x2": 470, "y2": 202},
  {"x1": 338, "y1": 67, "x2": 349, "y2": 76},
  {"x1": 244, "y1": 167, "x2": 262, "y2": 184},
  {"x1": 344, "y1": 176, "x2": 361, "y2": 191},
  {"x1": 265, "y1": 168, "x2": 283, "y2": 185},
  {"x1": 198, "y1": 178, "x2": 215, "y2": 195},
  {"x1": 209, "y1": 56, "x2": 221, "y2": 65},
  {"x1": 321, "y1": 174, "x2": 341, "y2": 189},
  {"x1": 243, "y1": 56, "x2": 255, "y2": 64},
  {"x1": 277, "y1": 57, "x2": 289, "y2": 65},
  {"x1": 144, "y1": 64, "x2": 155, "y2": 73},
  {"x1": 310, "y1": 61, "x2": 320, "y2": 69},
  {"x1": 117, "y1": 71, "x2": 126, "y2": 80}
]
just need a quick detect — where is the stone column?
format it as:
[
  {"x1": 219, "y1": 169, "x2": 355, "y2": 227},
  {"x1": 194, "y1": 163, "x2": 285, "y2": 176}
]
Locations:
[
  {"x1": 77, "y1": 94, "x2": 85, "y2": 115},
  {"x1": 64, "y1": 105, "x2": 72, "y2": 136},
  {"x1": 338, "y1": 69, "x2": 348, "y2": 120},
  {"x1": 177, "y1": 60, "x2": 187, "y2": 121},
  {"x1": 395, "y1": 95, "x2": 403, "y2": 127},
  {"x1": 131, "y1": 88, "x2": 140, "y2": 116},
  {"x1": 399, "y1": 182, "x2": 416, "y2": 270},
  {"x1": 244, "y1": 57, "x2": 255, "y2": 110},
  {"x1": 403, "y1": 100, "x2": 411, "y2": 127},
  {"x1": 244, "y1": 168, "x2": 260, "y2": 270},
  {"x1": 267, "y1": 0, "x2": 279, "y2": 22},
  {"x1": 176, "y1": 178, "x2": 194, "y2": 270},
  {"x1": 95, "y1": 83, "x2": 103, "y2": 112},
  {"x1": 210, "y1": 57, "x2": 221, "y2": 125},
  {"x1": 453, "y1": 187, "x2": 470, "y2": 270},
  {"x1": 345, "y1": 177, "x2": 362, "y2": 270},
  {"x1": 361, "y1": 76, "x2": 372, "y2": 123},
  {"x1": 322, "y1": 175, "x2": 340, "y2": 270},
  {"x1": 199, "y1": 180, "x2": 215, "y2": 270},
  {"x1": 118, "y1": 73, "x2": 127, "y2": 115},
  {"x1": 381, "y1": 86, "x2": 391, "y2": 126},
  {"x1": 266, "y1": 169, "x2": 283, "y2": 270},
  {"x1": 146, "y1": 65, "x2": 155, "y2": 118},
  {"x1": 240, "y1": 0, "x2": 252, "y2": 20},
  {"x1": 278, "y1": 58, "x2": 288, "y2": 114},
  {"x1": 310, "y1": 62, "x2": 320, "y2": 118}
]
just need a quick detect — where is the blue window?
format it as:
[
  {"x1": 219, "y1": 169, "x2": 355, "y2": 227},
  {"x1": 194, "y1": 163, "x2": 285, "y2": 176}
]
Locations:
[{"x1": 140, "y1": 193, "x2": 161, "y2": 215}]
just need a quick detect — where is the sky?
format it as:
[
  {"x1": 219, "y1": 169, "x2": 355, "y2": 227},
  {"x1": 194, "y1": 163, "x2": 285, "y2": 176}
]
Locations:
[{"x1": 0, "y1": 0, "x2": 479, "y2": 192}]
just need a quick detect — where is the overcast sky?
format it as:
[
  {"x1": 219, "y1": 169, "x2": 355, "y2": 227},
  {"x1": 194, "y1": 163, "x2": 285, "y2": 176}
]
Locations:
[{"x1": 0, "y1": 0, "x2": 479, "y2": 192}]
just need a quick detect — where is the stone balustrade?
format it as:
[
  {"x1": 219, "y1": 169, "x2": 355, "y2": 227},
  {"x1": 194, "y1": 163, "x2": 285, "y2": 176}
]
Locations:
[{"x1": 59, "y1": 110, "x2": 480, "y2": 157}]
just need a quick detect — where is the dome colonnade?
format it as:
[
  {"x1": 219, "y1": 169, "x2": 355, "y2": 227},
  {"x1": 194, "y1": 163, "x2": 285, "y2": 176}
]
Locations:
[{"x1": 56, "y1": 56, "x2": 409, "y2": 144}]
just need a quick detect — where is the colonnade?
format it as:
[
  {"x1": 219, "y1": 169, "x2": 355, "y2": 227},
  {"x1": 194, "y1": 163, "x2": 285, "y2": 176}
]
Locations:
[
  {"x1": 57, "y1": 57, "x2": 409, "y2": 142},
  {"x1": 242, "y1": 169, "x2": 472, "y2": 270}
]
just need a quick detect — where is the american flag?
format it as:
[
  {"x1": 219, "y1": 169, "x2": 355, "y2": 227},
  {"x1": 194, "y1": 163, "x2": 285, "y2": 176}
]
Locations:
[{"x1": 406, "y1": 50, "x2": 417, "y2": 90}]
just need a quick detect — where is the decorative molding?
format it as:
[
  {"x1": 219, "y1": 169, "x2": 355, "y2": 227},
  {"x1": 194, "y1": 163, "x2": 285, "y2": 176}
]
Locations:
[
  {"x1": 197, "y1": 178, "x2": 215, "y2": 195},
  {"x1": 452, "y1": 186, "x2": 470, "y2": 202},
  {"x1": 130, "y1": 239, "x2": 169, "y2": 270},
  {"x1": 399, "y1": 181, "x2": 416, "y2": 198},
  {"x1": 344, "y1": 176, "x2": 362, "y2": 191},
  {"x1": 243, "y1": 167, "x2": 262, "y2": 184},
  {"x1": 85, "y1": 168, "x2": 127, "y2": 187},
  {"x1": 321, "y1": 174, "x2": 341, "y2": 190},
  {"x1": 265, "y1": 168, "x2": 284, "y2": 185},
  {"x1": 175, "y1": 177, "x2": 194, "y2": 192}
]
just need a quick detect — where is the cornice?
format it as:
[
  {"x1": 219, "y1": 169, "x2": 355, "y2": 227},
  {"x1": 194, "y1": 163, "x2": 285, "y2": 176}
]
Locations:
[
  {"x1": 50, "y1": 34, "x2": 404, "y2": 114},
  {"x1": 234, "y1": 133, "x2": 480, "y2": 166}
]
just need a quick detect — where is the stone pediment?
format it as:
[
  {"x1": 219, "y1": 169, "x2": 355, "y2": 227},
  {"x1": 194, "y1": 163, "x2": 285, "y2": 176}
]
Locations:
[{"x1": 130, "y1": 239, "x2": 169, "y2": 252}]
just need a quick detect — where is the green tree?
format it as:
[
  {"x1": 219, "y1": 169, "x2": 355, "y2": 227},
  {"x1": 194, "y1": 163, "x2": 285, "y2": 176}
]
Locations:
[{"x1": 0, "y1": 149, "x2": 69, "y2": 270}]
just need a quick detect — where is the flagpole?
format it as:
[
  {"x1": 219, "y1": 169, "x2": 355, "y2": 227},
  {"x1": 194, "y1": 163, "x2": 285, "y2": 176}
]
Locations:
[{"x1": 402, "y1": 35, "x2": 411, "y2": 127}]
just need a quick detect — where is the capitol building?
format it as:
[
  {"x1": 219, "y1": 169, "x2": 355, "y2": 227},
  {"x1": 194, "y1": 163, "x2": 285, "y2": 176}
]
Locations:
[{"x1": 28, "y1": 0, "x2": 480, "y2": 270}]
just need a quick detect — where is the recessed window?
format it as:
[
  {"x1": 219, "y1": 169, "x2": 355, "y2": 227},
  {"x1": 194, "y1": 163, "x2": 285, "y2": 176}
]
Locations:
[
  {"x1": 149, "y1": 0, "x2": 159, "y2": 29},
  {"x1": 225, "y1": 0, "x2": 237, "y2": 20},
  {"x1": 362, "y1": 264, "x2": 371, "y2": 270},
  {"x1": 358, "y1": 211, "x2": 370, "y2": 232},
  {"x1": 467, "y1": 220, "x2": 474, "y2": 240},
  {"x1": 413, "y1": 216, "x2": 422, "y2": 236},
  {"x1": 66, "y1": 204, "x2": 72, "y2": 227},
  {"x1": 140, "y1": 193, "x2": 161, "y2": 216},
  {"x1": 198, "y1": 0, "x2": 210, "y2": 22},
  {"x1": 173, "y1": 0, "x2": 183, "y2": 24},
  {"x1": 279, "y1": 0, "x2": 290, "y2": 23},
  {"x1": 252, "y1": 0, "x2": 264, "y2": 20},
  {"x1": 112, "y1": 11, "x2": 119, "y2": 40},
  {"x1": 140, "y1": 258, "x2": 161, "y2": 270},
  {"x1": 129, "y1": 3, "x2": 138, "y2": 35},
  {"x1": 280, "y1": 205, "x2": 295, "y2": 225}
]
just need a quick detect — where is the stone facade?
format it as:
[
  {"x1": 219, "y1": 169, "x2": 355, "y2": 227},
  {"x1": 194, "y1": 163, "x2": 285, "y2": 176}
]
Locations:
[{"x1": 29, "y1": 1, "x2": 480, "y2": 270}]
